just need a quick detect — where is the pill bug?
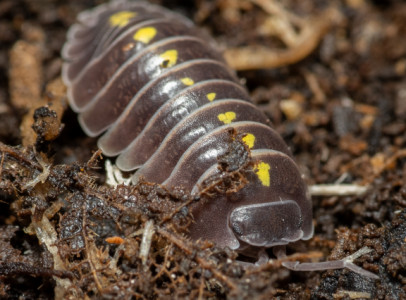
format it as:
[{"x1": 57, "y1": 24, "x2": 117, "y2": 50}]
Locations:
[{"x1": 62, "y1": 0, "x2": 314, "y2": 261}]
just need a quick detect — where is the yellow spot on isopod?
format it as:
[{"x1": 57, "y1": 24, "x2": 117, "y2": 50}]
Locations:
[
  {"x1": 206, "y1": 93, "x2": 216, "y2": 101},
  {"x1": 133, "y1": 27, "x2": 157, "y2": 44},
  {"x1": 242, "y1": 133, "x2": 255, "y2": 149},
  {"x1": 217, "y1": 111, "x2": 236, "y2": 124},
  {"x1": 254, "y1": 162, "x2": 270, "y2": 187},
  {"x1": 159, "y1": 49, "x2": 178, "y2": 68},
  {"x1": 181, "y1": 77, "x2": 194, "y2": 86},
  {"x1": 109, "y1": 11, "x2": 137, "y2": 27}
]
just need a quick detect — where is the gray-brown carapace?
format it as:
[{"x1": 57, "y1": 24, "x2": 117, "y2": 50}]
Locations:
[{"x1": 62, "y1": 0, "x2": 378, "y2": 279}]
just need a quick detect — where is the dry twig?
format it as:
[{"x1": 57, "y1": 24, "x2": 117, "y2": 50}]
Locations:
[{"x1": 224, "y1": 1, "x2": 342, "y2": 70}]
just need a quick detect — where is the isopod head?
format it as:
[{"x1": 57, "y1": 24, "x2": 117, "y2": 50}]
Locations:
[{"x1": 188, "y1": 148, "x2": 313, "y2": 257}]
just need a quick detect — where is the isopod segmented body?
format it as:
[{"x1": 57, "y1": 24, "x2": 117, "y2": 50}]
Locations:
[{"x1": 62, "y1": 0, "x2": 313, "y2": 258}]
